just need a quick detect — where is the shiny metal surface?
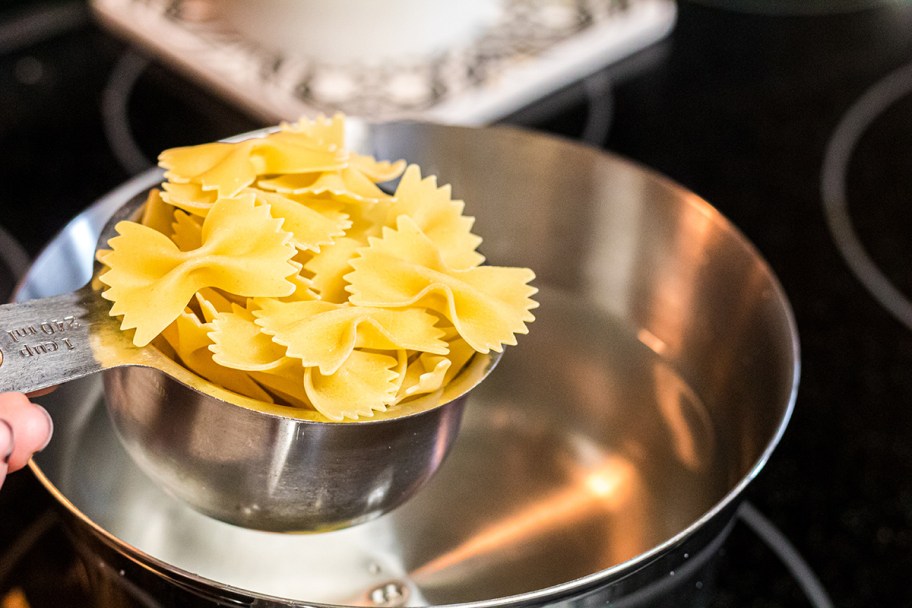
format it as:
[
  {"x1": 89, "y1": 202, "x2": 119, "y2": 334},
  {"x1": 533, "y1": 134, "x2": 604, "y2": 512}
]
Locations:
[
  {"x1": 22, "y1": 122, "x2": 799, "y2": 606},
  {"x1": 103, "y1": 363, "x2": 481, "y2": 532}
]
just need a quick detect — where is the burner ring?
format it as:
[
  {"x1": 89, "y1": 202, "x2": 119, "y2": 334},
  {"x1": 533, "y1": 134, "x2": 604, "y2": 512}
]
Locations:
[{"x1": 821, "y1": 59, "x2": 912, "y2": 330}]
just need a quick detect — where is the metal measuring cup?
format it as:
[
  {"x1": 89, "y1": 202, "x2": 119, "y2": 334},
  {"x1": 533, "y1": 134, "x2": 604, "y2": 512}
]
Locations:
[{"x1": 0, "y1": 192, "x2": 498, "y2": 532}]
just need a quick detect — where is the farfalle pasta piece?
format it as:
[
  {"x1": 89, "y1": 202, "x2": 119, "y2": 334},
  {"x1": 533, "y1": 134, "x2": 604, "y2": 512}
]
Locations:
[
  {"x1": 346, "y1": 215, "x2": 537, "y2": 354},
  {"x1": 95, "y1": 248, "x2": 111, "y2": 266},
  {"x1": 389, "y1": 165, "x2": 483, "y2": 270},
  {"x1": 279, "y1": 113, "x2": 346, "y2": 149},
  {"x1": 254, "y1": 190, "x2": 351, "y2": 252},
  {"x1": 171, "y1": 209, "x2": 203, "y2": 251},
  {"x1": 250, "y1": 360, "x2": 311, "y2": 410},
  {"x1": 140, "y1": 188, "x2": 174, "y2": 236},
  {"x1": 194, "y1": 288, "x2": 234, "y2": 323},
  {"x1": 341, "y1": 197, "x2": 396, "y2": 244},
  {"x1": 253, "y1": 298, "x2": 448, "y2": 375},
  {"x1": 349, "y1": 153, "x2": 407, "y2": 183},
  {"x1": 161, "y1": 309, "x2": 274, "y2": 403},
  {"x1": 209, "y1": 304, "x2": 287, "y2": 372},
  {"x1": 160, "y1": 181, "x2": 217, "y2": 217},
  {"x1": 397, "y1": 353, "x2": 451, "y2": 400},
  {"x1": 251, "y1": 131, "x2": 349, "y2": 176},
  {"x1": 304, "y1": 237, "x2": 363, "y2": 303},
  {"x1": 100, "y1": 194, "x2": 298, "y2": 346},
  {"x1": 304, "y1": 349, "x2": 405, "y2": 421},
  {"x1": 258, "y1": 168, "x2": 394, "y2": 205},
  {"x1": 277, "y1": 272, "x2": 320, "y2": 303},
  {"x1": 394, "y1": 329, "x2": 476, "y2": 404},
  {"x1": 160, "y1": 140, "x2": 258, "y2": 198},
  {"x1": 441, "y1": 332, "x2": 478, "y2": 385},
  {"x1": 295, "y1": 199, "x2": 350, "y2": 231},
  {"x1": 160, "y1": 116, "x2": 350, "y2": 199}
]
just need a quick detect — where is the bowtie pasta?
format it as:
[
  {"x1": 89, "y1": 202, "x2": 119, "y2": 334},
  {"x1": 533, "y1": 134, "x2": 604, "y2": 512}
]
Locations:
[{"x1": 97, "y1": 115, "x2": 537, "y2": 421}]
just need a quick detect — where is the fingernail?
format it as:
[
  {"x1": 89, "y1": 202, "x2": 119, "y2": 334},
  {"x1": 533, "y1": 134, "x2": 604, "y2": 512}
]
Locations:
[
  {"x1": 0, "y1": 418, "x2": 13, "y2": 464},
  {"x1": 35, "y1": 405, "x2": 53, "y2": 452}
]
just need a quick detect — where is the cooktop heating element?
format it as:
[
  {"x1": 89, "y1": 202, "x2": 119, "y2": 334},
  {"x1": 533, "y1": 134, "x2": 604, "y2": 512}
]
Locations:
[{"x1": 821, "y1": 58, "x2": 912, "y2": 331}]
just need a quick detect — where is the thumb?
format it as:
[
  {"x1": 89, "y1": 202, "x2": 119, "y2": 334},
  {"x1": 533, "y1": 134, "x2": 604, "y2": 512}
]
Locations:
[{"x1": 0, "y1": 393, "x2": 53, "y2": 473}]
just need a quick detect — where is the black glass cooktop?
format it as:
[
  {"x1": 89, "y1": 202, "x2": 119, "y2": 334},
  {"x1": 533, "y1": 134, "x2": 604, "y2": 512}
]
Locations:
[{"x1": 2, "y1": 1, "x2": 912, "y2": 607}]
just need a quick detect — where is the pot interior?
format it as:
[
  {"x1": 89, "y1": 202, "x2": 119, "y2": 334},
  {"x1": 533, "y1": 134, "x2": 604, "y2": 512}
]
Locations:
[{"x1": 24, "y1": 123, "x2": 797, "y2": 606}]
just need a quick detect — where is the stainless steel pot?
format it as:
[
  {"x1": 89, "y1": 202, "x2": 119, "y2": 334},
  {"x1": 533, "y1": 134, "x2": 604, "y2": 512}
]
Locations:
[{"x1": 19, "y1": 122, "x2": 799, "y2": 607}]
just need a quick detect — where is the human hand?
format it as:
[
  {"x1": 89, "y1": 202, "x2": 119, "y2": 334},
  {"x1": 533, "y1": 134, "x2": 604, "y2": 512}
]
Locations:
[{"x1": 0, "y1": 392, "x2": 53, "y2": 490}]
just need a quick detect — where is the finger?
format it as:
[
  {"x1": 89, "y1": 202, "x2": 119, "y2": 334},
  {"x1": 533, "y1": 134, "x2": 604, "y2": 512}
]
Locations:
[
  {"x1": 27, "y1": 386, "x2": 58, "y2": 398},
  {"x1": 0, "y1": 418, "x2": 12, "y2": 490},
  {"x1": 0, "y1": 392, "x2": 53, "y2": 472}
]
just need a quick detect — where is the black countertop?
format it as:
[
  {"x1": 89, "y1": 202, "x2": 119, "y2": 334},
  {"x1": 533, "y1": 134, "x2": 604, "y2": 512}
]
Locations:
[{"x1": 2, "y1": 1, "x2": 912, "y2": 606}]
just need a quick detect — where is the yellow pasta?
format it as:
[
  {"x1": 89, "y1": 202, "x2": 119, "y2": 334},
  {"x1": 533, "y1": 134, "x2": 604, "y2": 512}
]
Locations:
[
  {"x1": 194, "y1": 289, "x2": 234, "y2": 322},
  {"x1": 276, "y1": 272, "x2": 320, "y2": 303},
  {"x1": 171, "y1": 209, "x2": 203, "y2": 251},
  {"x1": 160, "y1": 140, "x2": 259, "y2": 198},
  {"x1": 304, "y1": 349, "x2": 405, "y2": 421},
  {"x1": 252, "y1": 189, "x2": 351, "y2": 253},
  {"x1": 278, "y1": 114, "x2": 346, "y2": 150},
  {"x1": 159, "y1": 115, "x2": 351, "y2": 199},
  {"x1": 100, "y1": 113, "x2": 537, "y2": 421},
  {"x1": 387, "y1": 165, "x2": 483, "y2": 270},
  {"x1": 258, "y1": 167, "x2": 395, "y2": 205},
  {"x1": 250, "y1": 361, "x2": 311, "y2": 410},
  {"x1": 209, "y1": 304, "x2": 287, "y2": 372},
  {"x1": 303, "y1": 237, "x2": 363, "y2": 303},
  {"x1": 160, "y1": 181, "x2": 217, "y2": 217},
  {"x1": 348, "y1": 153, "x2": 408, "y2": 182},
  {"x1": 140, "y1": 188, "x2": 174, "y2": 236},
  {"x1": 345, "y1": 215, "x2": 537, "y2": 354},
  {"x1": 161, "y1": 309, "x2": 274, "y2": 403},
  {"x1": 440, "y1": 332, "x2": 479, "y2": 386},
  {"x1": 398, "y1": 353, "x2": 451, "y2": 399},
  {"x1": 100, "y1": 194, "x2": 298, "y2": 346},
  {"x1": 252, "y1": 298, "x2": 447, "y2": 375}
]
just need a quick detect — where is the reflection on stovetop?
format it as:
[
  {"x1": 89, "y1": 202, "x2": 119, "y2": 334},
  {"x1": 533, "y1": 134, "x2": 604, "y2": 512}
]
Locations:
[{"x1": 2, "y1": 0, "x2": 912, "y2": 606}]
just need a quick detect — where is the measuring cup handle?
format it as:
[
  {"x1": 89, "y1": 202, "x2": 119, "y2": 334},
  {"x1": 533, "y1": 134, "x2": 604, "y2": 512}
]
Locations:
[{"x1": 0, "y1": 286, "x2": 120, "y2": 394}]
